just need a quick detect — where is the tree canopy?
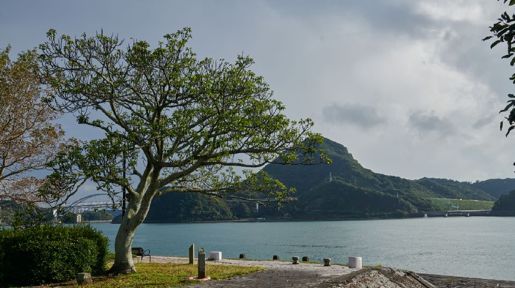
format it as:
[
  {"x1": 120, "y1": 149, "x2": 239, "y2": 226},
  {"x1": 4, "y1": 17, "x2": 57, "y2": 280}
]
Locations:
[
  {"x1": 0, "y1": 47, "x2": 64, "y2": 202},
  {"x1": 39, "y1": 28, "x2": 321, "y2": 273},
  {"x1": 485, "y1": 1, "x2": 515, "y2": 136}
]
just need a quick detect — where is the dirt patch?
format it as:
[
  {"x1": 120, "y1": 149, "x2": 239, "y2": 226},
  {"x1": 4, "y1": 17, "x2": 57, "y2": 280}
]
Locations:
[{"x1": 317, "y1": 267, "x2": 435, "y2": 288}]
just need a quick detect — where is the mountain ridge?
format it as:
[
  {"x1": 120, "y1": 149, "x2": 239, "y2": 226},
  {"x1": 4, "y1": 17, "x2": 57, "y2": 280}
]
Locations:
[{"x1": 145, "y1": 137, "x2": 513, "y2": 221}]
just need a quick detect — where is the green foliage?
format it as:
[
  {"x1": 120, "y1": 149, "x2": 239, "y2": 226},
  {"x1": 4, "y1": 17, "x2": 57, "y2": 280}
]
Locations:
[
  {"x1": 38, "y1": 28, "x2": 322, "y2": 271},
  {"x1": 0, "y1": 225, "x2": 108, "y2": 286},
  {"x1": 72, "y1": 225, "x2": 109, "y2": 274},
  {"x1": 62, "y1": 210, "x2": 113, "y2": 224},
  {"x1": 257, "y1": 138, "x2": 504, "y2": 218},
  {"x1": 484, "y1": 2, "x2": 515, "y2": 137},
  {"x1": 416, "y1": 178, "x2": 495, "y2": 201},
  {"x1": 83, "y1": 209, "x2": 114, "y2": 221},
  {"x1": 38, "y1": 27, "x2": 321, "y2": 202},
  {"x1": 472, "y1": 178, "x2": 515, "y2": 199},
  {"x1": 300, "y1": 180, "x2": 418, "y2": 218},
  {"x1": 262, "y1": 138, "x2": 434, "y2": 216},
  {"x1": 492, "y1": 190, "x2": 515, "y2": 215},
  {"x1": 61, "y1": 211, "x2": 78, "y2": 223},
  {"x1": 229, "y1": 201, "x2": 255, "y2": 218},
  {"x1": 145, "y1": 192, "x2": 234, "y2": 222},
  {"x1": 137, "y1": 137, "x2": 514, "y2": 221},
  {"x1": 9, "y1": 202, "x2": 53, "y2": 228},
  {"x1": 0, "y1": 200, "x2": 24, "y2": 225}
]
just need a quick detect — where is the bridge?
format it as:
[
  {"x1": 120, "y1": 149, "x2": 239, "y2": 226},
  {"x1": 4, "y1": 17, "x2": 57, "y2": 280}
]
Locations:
[
  {"x1": 62, "y1": 201, "x2": 116, "y2": 213},
  {"x1": 445, "y1": 209, "x2": 490, "y2": 217},
  {"x1": 59, "y1": 193, "x2": 119, "y2": 214}
]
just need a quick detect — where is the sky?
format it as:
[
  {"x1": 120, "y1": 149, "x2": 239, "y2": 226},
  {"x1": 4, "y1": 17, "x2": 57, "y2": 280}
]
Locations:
[{"x1": 1, "y1": 0, "x2": 515, "y2": 183}]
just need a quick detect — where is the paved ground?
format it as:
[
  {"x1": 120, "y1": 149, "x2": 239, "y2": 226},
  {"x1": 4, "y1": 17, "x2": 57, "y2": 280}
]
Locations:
[
  {"x1": 151, "y1": 256, "x2": 357, "y2": 276},
  {"x1": 150, "y1": 256, "x2": 515, "y2": 288},
  {"x1": 192, "y1": 269, "x2": 331, "y2": 288},
  {"x1": 152, "y1": 256, "x2": 358, "y2": 287}
]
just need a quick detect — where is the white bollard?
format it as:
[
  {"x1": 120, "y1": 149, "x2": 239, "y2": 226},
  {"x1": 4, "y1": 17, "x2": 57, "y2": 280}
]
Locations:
[
  {"x1": 348, "y1": 256, "x2": 362, "y2": 269},
  {"x1": 208, "y1": 251, "x2": 222, "y2": 261}
]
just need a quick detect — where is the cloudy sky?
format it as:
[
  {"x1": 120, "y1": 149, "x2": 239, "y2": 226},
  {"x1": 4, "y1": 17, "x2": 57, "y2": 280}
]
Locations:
[{"x1": 1, "y1": 0, "x2": 515, "y2": 182}]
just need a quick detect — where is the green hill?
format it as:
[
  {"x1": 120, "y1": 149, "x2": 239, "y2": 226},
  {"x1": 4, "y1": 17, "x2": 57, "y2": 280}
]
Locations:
[
  {"x1": 472, "y1": 178, "x2": 515, "y2": 199},
  {"x1": 297, "y1": 180, "x2": 420, "y2": 218},
  {"x1": 491, "y1": 190, "x2": 515, "y2": 216},
  {"x1": 262, "y1": 138, "x2": 434, "y2": 217},
  {"x1": 260, "y1": 137, "x2": 509, "y2": 218},
  {"x1": 145, "y1": 192, "x2": 234, "y2": 223},
  {"x1": 265, "y1": 139, "x2": 433, "y2": 201},
  {"x1": 142, "y1": 137, "x2": 515, "y2": 222},
  {"x1": 415, "y1": 178, "x2": 495, "y2": 201}
]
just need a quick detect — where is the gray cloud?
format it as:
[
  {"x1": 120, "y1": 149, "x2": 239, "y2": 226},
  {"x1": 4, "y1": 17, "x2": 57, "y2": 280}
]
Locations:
[
  {"x1": 409, "y1": 111, "x2": 456, "y2": 137},
  {"x1": 266, "y1": 0, "x2": 436, "y2": 38},
  {"x1": 2, "y1": 0, "x2": 514, "y2": 181},
  {"x1": 322, "y1": 103, "x2": 386, "y2": 129},
  {"x1": 473, "y1": 114, "x2": 496, "y2": 129}
]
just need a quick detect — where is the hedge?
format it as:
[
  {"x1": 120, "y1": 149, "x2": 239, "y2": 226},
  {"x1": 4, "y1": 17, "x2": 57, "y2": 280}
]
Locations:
[{"x1": 0, "y1": 225, "x2": 108, "y2": 286}]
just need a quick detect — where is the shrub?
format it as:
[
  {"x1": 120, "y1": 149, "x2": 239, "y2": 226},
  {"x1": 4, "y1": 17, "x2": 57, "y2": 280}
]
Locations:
[
  {"x1": 67, "y1": 225, "x2": 109, "y2": 275},
  {"x1": 0, "y1": 225, "x2": 108, "y2": 286}
]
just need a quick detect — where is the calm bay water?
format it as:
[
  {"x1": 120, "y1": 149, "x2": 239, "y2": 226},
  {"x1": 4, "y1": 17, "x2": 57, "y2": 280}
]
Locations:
[{"x1": 92, "y1": 217, "x2": 515, "y2": 281}]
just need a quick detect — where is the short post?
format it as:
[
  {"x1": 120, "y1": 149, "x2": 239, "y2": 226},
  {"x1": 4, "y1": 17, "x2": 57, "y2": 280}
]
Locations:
[
  {"x1": 292, "y1": 256, "x2": 299, "y2": 264},
  {"x1": 76, "y1": 272, "x2": 92, "y2": 285},
  {"x1": 189, "y1": 244, "x2": 195, "y2": 264},
  {"x1": 323, "y1": 258, "x2": 331, "y2": 266},
  {"x1": 302, "y1": 256, "x2": 309, "y2": 262},
  {"x1": 273, "y1": 255, "x2": 279, "y2": 261},
  {"x1": 208, "y1": 251, "x2": 222, "y2": 261},
  {"x1": 348, "y1": 256, "x2": 362, "y2": 269},
  {"x1": 198, "y1": 248, "x2": 206, "y2": 279},
  {"x1": 239, "y1": 253, "x2": 246, "y2": 259}
]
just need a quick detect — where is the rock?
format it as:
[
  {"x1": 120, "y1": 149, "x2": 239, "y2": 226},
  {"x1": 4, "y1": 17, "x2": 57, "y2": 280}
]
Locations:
[
  {"x1": 323, "y1": 258, "x2": 331, "y2": 266},
  {"x1": 273, "y1": 255, "x2": 279, "y2": 260},
  {"x1": 317, "y1": 267, "x2": 436, "y2": 288},
  {"x1": 292, "y1": 256, "x2": 300, "y2": 264},
  {"x1": 239, "y1": 253, "x2": 246, "y2": 259},
  {"x1": 76, "y1": 272, "x2": 92, "y2": 285},
  {"x1": 302, "y1": 256, "x2": 309, "y2": 262}
]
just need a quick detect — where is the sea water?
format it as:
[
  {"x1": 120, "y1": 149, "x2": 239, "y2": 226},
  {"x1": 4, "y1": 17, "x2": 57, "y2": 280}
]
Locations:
[{"x1": 92, "y1": 216, "x2": 515, "y2": 281}]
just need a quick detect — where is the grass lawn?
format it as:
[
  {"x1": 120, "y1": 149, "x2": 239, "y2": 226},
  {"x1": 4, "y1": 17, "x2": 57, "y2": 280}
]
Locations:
[
  {"x1": 429, "y1": 198, "x2": 494, "y2": 211},
  {"x1": 82, "y1": 262, "x2": 263, "y2": 288}
]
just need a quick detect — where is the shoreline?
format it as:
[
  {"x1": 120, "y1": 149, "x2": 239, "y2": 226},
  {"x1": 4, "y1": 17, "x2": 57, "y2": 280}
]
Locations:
[{"x1": 116, "y1": 214, "x2": 515, "y2": 225}]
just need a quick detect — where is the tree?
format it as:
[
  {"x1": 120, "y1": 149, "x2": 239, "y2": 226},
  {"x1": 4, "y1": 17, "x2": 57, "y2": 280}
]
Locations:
[
  {"x1": 39, "y1": 28, "x2": 321, "y2": 273},
  {"x1": 0, "y1": 47, "x2": 63, "y2": 203},
  {"x1": 485, "y1": 1, "x2": 515, "y2": 136}
]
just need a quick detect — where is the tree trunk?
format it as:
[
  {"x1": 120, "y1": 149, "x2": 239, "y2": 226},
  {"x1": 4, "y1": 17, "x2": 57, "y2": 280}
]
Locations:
[
  {"x1": 109, "y1": 183, "x2": 157, "y2": 274},
  {"x1": 110, "y1": 216, "x2": 137, "y2": 274}
]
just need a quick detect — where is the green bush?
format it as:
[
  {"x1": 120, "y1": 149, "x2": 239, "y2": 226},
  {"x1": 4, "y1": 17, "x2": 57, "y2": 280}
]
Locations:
[{"x1": 0, "y1": 225, "x2": 108, "y2": 287}]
